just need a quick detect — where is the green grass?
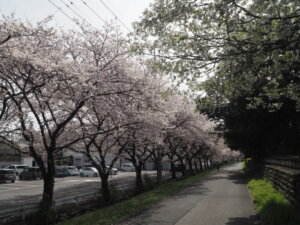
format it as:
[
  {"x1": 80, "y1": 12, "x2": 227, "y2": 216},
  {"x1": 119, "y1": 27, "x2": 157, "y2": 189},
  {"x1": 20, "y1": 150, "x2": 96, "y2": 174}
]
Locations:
[
  {"x1": 57, "y1": 170, "x2": 213, "y2": 225},
  {"x1": 248, "y1": 179, "x2": 300, "y2": 225}
]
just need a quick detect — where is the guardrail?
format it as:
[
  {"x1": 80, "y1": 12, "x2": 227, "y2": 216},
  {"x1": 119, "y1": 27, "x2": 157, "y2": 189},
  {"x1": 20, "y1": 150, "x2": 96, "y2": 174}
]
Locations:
[{"x1": 0, "y1": 173, "x2": 171, "y2": 223}]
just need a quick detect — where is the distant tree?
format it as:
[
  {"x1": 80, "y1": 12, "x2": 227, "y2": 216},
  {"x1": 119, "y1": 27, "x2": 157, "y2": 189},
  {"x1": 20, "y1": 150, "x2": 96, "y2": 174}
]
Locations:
[
  {"x1": 119, "y1": 76, "x2": 166, "y2": 194},
  {"x1": 161, "y1": 94, "x2": 220, "y2": 177}
]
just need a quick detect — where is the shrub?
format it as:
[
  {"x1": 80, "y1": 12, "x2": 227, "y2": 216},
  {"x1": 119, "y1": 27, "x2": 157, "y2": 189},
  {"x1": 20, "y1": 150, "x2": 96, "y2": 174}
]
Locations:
[{"x1": 248, "y1": 179, "x2": 300, "y2": 225}]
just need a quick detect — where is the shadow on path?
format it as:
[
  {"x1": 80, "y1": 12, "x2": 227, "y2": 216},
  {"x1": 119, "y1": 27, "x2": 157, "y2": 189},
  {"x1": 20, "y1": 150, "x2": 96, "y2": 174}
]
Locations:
[
  {"x1": 226, "y1": 215, "x2": 260, "y2": 225},
  {"x1": 202, "y1": 169, "x2": 247, "y2": 185},
  {"x1": 171, "y1": 185, "x2": 209, "y2": 198},
  {"x1": 227, "y1": 171, "x2": 247, "y2": 185}
]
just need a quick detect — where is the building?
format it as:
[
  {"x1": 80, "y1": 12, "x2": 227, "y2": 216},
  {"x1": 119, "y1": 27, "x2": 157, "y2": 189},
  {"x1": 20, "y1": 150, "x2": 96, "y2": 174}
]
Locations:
[{"x1": 0, "y1": 143, "x2": 35, "y2": 166}]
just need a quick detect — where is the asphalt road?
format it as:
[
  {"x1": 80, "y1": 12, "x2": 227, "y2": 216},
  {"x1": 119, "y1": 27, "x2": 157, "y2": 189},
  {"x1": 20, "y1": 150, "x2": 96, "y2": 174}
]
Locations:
[
  {"x1": 0, "y1": 171, "x2": 158, "y2": 211},
  {"x1": 118, "y1": 163, "x2": 260, "y2": 225}
]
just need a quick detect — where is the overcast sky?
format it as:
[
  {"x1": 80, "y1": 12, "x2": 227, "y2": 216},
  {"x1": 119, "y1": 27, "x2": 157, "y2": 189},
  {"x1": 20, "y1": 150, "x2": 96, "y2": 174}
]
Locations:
[{"x1": 0, "y1": 0, "x2": 154, "y2": 34}]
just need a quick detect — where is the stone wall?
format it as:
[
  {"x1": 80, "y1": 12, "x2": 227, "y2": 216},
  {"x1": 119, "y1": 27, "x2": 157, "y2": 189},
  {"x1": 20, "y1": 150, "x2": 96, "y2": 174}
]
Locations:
[
  {"x1": 265, "y1": 157, "x2": 300, "y2": 169},
  {"x1": 263, "y1": 164, "x2": 300, "y2": 203}
]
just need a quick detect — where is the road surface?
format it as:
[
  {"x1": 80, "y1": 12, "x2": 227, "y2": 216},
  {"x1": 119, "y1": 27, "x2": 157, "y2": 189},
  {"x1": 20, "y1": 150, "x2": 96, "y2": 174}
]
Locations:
[
  {"x1": 0, "y1": 171, "x2": 159, "y2": 210},
  {"x1": 118, "y1": 163, "x2": 259, "y2": 225}
]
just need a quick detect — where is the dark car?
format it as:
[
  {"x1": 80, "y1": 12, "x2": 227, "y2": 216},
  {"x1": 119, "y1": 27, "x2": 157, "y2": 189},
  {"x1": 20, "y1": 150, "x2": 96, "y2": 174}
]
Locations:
[
  {"x1": 55, "y1": 168, "x2": 68, "y2": 177},
  {"x1": 19, "y1": 167, "x2": 42, "y2": 180},
  {"x1": 0, "y1": 169, "x2": 16, "y2": 183}
]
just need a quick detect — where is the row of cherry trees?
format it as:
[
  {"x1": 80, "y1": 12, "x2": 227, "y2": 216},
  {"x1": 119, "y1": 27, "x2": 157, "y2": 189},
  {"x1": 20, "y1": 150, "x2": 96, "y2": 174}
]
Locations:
[{"x1": 0, "y1": 17, "x2": 237, "y2": 221}]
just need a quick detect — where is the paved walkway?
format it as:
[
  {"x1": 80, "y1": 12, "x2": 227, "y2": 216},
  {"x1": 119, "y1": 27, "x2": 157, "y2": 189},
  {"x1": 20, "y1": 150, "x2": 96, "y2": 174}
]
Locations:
[{"x1": 118, "y1": 163, "x2": 259, "y2": 225}]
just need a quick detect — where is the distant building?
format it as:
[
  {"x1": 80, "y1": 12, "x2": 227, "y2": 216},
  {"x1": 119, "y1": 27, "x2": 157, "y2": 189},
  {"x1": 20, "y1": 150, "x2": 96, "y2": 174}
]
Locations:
[
  {"x1": 0, "y1": 144, "x2": 21, "y2": 166},
  {"x1": 0, "y1": 144, "x2": 35, "y2": 166},
  {"x1": 60, "y1": 149, "x2": 90, "y2": 167}
]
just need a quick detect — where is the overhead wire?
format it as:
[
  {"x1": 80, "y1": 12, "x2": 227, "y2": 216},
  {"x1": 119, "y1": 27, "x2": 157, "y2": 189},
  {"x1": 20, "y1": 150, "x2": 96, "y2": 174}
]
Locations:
[
  {"x1": 59, "y1": 0, "x2": 86, "y2": 22},
  {"x1": 97, "y1": 0, "x2": 131, "y2": 32},
  {"x1": 67, "y1": 0, "x2": 81, "y2": 12},
  {"x1": 80, "y1": 0, "x2": 106, "y2": 23},
  {"x1": 59, "y1": 0, "x2": 99, "y2": 29},
  {"x1": 48, "y1": 0, "x2": 133, "y2": 34},
  {"x1": 47, "y1": 0, "x2": 80, "y2": 27}
]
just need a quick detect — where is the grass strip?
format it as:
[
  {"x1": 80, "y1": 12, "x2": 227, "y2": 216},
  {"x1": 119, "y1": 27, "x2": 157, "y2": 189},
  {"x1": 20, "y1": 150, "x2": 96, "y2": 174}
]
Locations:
[
  {"x1": 57, "y1": 170, "x2": 213, "y2": 225},
  {"x1": 248, "y1": 179, "x2": 300, "y2": 225}
]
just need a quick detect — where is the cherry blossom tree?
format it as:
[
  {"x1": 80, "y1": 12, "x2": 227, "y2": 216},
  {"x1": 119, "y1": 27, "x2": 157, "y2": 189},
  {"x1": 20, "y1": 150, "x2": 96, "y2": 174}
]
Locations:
[
  {"x1": 0, "y1": 15, "x2": 237, "y2": 223},
  {"x1": 73, "y1": 70, "x2": 146, "y2": 202},
  {"x1": 75, "y1": 105, "x2": 128, "y2": 202},
  {"x1": 160, "y1": 93, "x2": 231, "y2": 177},
  {"x1": 118, "y1": 75, "x2": 167, "y2": 194},
  {"x1": 0, "y1": 17, "x2": 132, "y2": 221},
  {"x1": 0, "y1": 19, "x2": 93, "y2": 221}
]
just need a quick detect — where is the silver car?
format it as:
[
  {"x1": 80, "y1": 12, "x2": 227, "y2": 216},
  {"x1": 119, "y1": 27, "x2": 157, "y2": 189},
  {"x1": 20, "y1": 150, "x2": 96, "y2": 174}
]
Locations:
[
  {"x1": 67, "y1": 166, "x2": 79, "y2": 176},
  {"x1": 79, "y1": 167, "x2": 99, "y2": 177}
]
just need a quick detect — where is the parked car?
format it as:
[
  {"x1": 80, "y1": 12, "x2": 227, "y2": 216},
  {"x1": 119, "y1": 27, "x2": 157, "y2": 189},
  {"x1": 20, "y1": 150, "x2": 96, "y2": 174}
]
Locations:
[
  {"x1": 79, "y1": 167, "x2": 99, "y2": 177},
  {"x1": 67, "y1": 166, "x2": 79, "y2": 176},
  {"x1": 55, "y1": 168, "x2": 68, "y2": 177},
  {"x1": 19, "y1": 167, "x2": 42, "y2": 180},
  {"x1": 107, "y1": 166, "x2": 118, "y2": 175},
  {"x1": 120, "y1": 163, "x2": 135, "y2": 172},
  {"x1": 0, "y1": 165, "x2": 9, "y2": 169},
  {"x1": 0, "y1": 169, "x2": 16, "y2": 183},
  {"x1": 4, "y1": 165, "x2": 28, "y2": 175}
]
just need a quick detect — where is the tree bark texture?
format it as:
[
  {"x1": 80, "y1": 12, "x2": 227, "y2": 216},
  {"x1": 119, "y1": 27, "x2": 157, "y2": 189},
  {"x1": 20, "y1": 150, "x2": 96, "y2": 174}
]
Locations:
[
  {"x1": 135, "y1": 165, "x2": 144, "y2": 194},
  {"x1": 100, "y1": 174, "x2": 111, "y2": 203},
  {"x1": 170, "y1": 162, "x2": 176, "y2": 179},
  {"x1": 156, "y1": 149, "x2": 162, "y2": 184}
]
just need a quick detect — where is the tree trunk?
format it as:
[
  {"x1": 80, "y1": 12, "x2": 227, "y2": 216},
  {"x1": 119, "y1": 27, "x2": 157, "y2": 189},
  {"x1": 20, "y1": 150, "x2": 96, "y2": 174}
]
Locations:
[
  {"x1": 41, "y1": 174, "x2": 55, "y2": 211},
  {"x1": 194, "y1": 160, "x2": 198, "y2": 172},
  {"x1": 198, "y1": 158, "x2": 203, "y2": 171},
  {"x1": 135, "y1": 164, "x2": 144, "y2": 194},
  {"x1": 170, "y1": 161, "x2": 176, "y2": 179},
  {"x1": 180, "y1": 159, "x2": 186, "y2": 177},
  {"x1": 188, "y1": 159, "x2": 194, "y2": 175},
  {"x1": 204, "y1": 158, "x2": 208, "y2": 169},
  {"x1": 100, "y1": 174, "x2": 111, "y2": 203},
  {"x1": 31, "y1": 154, "x2": 56, "y2": 225},
  {"x1": 156, "y1": 149, "x2": 162, "y2": 184}
]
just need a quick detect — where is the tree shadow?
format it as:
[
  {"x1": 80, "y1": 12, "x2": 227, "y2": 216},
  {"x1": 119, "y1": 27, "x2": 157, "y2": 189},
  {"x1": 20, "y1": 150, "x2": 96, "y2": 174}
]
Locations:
[
  {"x1": 169, "y1": 180, "x2": 209, "y2": 199},
  {"x1": 227, "y1": 171, "x2": 247, "y2": 184},
  {"x1": 226, "y1": 215, "x2": 260, "y2": 225},
  {"x1": 202, "y1": 169, "x2": 247, "y2": 184},
  {"x1": 171, "y1": 186, "x2": 209, "y2": 198}
]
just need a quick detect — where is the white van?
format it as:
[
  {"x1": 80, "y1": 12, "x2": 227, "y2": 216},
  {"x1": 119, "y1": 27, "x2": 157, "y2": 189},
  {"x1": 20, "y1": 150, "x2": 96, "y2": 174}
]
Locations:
[
  {"x1": 120, "y1": 163, "x2": 135, "y2": 172},
  {"x1": 5, "y1": 165, "x2": 29, "y2": 175}
]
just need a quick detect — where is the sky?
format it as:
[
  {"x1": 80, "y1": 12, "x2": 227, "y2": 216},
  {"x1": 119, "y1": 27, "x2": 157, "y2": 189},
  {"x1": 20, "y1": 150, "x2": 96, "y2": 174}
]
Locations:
[{"x1": 0, "y1": 0, "x2": 154, "y2": 34}]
